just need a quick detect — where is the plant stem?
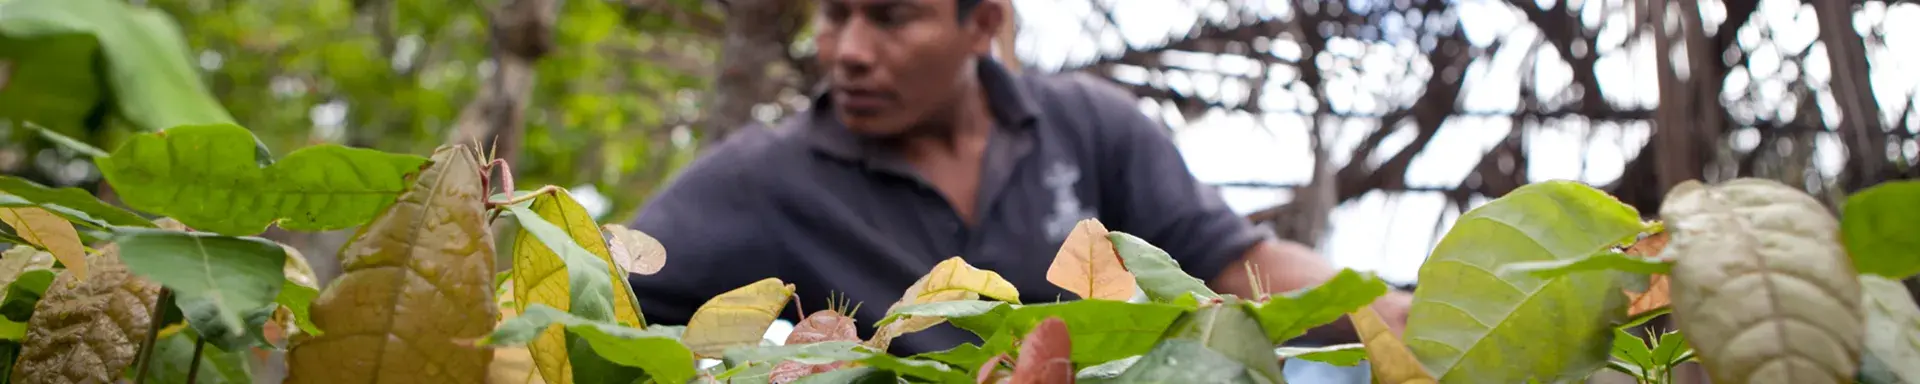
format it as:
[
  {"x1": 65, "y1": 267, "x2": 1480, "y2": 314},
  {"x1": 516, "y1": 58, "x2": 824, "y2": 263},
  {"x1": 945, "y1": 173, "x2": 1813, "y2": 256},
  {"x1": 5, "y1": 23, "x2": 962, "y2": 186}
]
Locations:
[
  {"x1": 133, "y1": 287, "x2": 173, "y2": 384},
  {"x1": 185, "y1": 337, "x2": 206, "y2": 383}
]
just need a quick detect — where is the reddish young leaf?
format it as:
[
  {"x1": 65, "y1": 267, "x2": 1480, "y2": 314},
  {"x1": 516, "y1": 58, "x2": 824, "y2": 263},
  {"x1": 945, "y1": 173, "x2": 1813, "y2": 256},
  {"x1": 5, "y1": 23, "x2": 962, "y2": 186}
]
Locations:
[
  {"x1": 769, "y1": 309, "x2": 861, "y2": 383},
  {"x1": 976, "y1": 354, "x2": 1011, "y2": 384},
  {"x1": 1008, "y1": 317, "x2": 1074, "y2": 384}
]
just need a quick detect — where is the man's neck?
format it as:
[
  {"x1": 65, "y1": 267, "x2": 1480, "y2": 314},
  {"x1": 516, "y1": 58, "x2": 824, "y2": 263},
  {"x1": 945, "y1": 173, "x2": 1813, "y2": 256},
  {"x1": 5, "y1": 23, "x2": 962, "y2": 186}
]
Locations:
[{"x1": 896, "y1": 83, "x2": 994, "y2": 159}]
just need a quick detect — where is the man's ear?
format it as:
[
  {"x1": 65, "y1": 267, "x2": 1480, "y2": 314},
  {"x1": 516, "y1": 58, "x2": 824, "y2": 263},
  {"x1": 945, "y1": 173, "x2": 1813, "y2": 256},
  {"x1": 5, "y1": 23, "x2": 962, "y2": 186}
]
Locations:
[{"x1": 966, "y1": 0, "x2": 1008, "y2": 55}]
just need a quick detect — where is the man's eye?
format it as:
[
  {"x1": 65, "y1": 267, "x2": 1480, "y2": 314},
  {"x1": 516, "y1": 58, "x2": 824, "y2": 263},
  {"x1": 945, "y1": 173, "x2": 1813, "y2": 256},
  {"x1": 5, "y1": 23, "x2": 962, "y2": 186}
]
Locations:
[{"x1": 868, "y1": 7, "x2": 914, "y2": 28}]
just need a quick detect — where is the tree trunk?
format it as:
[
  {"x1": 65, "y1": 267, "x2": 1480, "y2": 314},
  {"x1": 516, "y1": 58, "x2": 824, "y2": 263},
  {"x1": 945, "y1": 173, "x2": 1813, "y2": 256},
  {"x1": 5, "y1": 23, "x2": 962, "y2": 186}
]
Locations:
[
  {"x1": 1815, "y1": 0, "x2": 1890, "y2": 192},
  {"x1": 702, "y1": 0, "x2": 808, "y2": 145}
]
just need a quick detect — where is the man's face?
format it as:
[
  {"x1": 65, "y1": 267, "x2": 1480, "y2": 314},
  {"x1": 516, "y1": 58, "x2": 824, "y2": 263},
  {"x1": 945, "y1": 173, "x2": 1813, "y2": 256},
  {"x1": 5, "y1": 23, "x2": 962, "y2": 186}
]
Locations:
[{"x1": 814, "y1": 0, "x2": 997, "y2": 137}]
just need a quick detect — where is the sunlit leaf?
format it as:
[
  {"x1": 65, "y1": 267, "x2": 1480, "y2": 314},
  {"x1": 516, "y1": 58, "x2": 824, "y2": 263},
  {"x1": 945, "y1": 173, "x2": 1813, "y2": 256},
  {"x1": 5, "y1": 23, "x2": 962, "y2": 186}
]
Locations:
[
  {"x1": 1843, "y1": 181, "x2": 1920, "y2": 278},
  {"x1": 1108, "y1": 232, "x2": 1218, "y2": 302},
  {"x1": 1650, "y1": 330, "x2": 1690, "y2": 368},
  {"x1": 505, "y1": 190, "x2": 647, "y2": 384},
  {"x1": 1662, "y1": 179, "x2": 1863, "y2": 383},
  {"x1": 683, "y1": 277, "x2": 794, "y2": 358},
  {"x1": 1165, "y1": 299, "x2": 1285, "y2": 383},
  {"x1": 1276, "y1": 344, "x2": 1366, "y2": 366},
  {"x1": 0, "y1": 176, "x2": 152, "y2": 228},
  {"x1": 12, "y1": 244, "x2": 162, "y2": 383},
  {"x1": 1000, "y1": 300, "x2": 1187, "y2": 365},
  {"x1": 1112, "y1": 339, "x2": 1255, "y2": 383},
  {"x1": 1046, "y1": 219, "x2": 1134, "y2": 301},
  {"x1": 0, "y1": 207, "x2": 85, "y2": 279},
  {"x1": 869, "y1": 257, "x2": 1019, "y2": 350},
  {"x1": 1497, "y1": 250, "x2": 1671, "y2": 278},
  {"x1": 1353, "y1": 306, "x2": 1436, "y2": 384},
  {"x1": 602, "y1": 223, "x2": 665, "y2": 275},
  {"x1": 275, "y1": 243, "x2": 320, "y2": 337},
  {"x1": 285, "y1": 145, "x2": 497, "y2": 383},
  {"x1": 1859, "y1": 275, "x2": 1920, "y2": 384},
  {"x1": 113, "y1": 227, "x2": 285, "y2": 350},
  {"x1": 1247, "y1": 268, "x2": 1388, "y2": 344},
  {"x1": 98, "y1": 124, "x2": 430, "y2": 236},
  {"x1": 1404, "y1": 181, "x2": 1642, "y2": 382},
  {"x1": 0, "y1": 0, "x2": 235, "y2": 133},
  {"x1": 1610, "y1": 328, "x2": 1651, "y2": 373},
  {"x1": 483, "y1": 304, "x2": 697, "y2": 384}
]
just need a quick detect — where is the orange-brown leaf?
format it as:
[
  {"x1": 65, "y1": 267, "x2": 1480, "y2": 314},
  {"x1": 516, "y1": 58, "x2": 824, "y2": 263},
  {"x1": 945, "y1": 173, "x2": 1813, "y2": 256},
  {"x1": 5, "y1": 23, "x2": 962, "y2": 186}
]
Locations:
[
  {"x1": 1008, "y1": 317, "x2": 1074, "y2": 384},
  {"x1": 786, "y1": 309, "x2": 859, "y2": 345},
  {"x1": 1044, "y1": 219, "x2": 1134, "y2": 301},
  {"x1": 1624, "y1": 232, "x2": 1671, "y2": 316},
  {"x1": 285, "y1": 145, "x2": 497, "y2": 383}
]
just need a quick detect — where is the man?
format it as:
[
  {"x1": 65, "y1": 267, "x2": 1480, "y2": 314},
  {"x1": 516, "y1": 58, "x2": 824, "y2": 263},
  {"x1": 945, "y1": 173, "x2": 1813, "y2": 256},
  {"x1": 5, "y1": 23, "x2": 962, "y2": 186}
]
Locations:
[{"x1": 626, "y1": 0, "x2": 1413, "y2": 355}]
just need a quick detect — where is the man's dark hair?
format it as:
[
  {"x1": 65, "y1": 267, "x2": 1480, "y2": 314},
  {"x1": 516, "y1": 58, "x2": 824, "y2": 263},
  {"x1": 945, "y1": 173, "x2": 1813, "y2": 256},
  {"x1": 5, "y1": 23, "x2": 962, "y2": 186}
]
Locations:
[{"x1": 957, "y1": 0, "x2": 982, "y2": 20}]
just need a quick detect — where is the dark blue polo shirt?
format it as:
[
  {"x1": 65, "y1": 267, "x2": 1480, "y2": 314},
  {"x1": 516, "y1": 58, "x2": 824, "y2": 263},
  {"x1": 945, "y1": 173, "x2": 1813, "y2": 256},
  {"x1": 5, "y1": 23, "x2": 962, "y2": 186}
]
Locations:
[{"x1": 625, "y1": 59, "x2": 1267, "y2": 355}]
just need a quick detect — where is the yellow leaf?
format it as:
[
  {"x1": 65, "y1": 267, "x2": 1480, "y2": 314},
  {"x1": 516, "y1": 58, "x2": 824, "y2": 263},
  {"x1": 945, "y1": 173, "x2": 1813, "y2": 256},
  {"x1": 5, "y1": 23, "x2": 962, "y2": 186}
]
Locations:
[
  {"x1": 0, "y1": 207, "x2": 85, "y2": 279},
  {"x1": 868, "y1": 257, "x2": 1021, "y2": 351},
  {"x1": 490, "y1": 283, "x2": 547, "y2": 384},
  {"x1": 683, "y1": 277, "x2": 795, "y2": 358},
  {"x1": 1045, "y1": 218, "x2": 1134, "y2": 300},
  {"x1": 510, "y1": 190, "x2": 647, "y2": 384},
  {"x1": 1352, "y1": 306, "x2": 1437, "y2": 384},
  {"x1": 602, "y1": 223, "x2": 665, "y2": 275},
  {"x1": 284, "y1": 145, "x2": 497, "y2": 384}
]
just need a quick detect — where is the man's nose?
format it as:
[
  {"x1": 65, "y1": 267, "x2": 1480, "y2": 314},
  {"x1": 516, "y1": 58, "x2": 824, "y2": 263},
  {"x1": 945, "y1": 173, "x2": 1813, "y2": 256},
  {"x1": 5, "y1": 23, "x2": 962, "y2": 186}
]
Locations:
[{"x1": 825, "y1": 22, "x2": 877, "y2": 77}]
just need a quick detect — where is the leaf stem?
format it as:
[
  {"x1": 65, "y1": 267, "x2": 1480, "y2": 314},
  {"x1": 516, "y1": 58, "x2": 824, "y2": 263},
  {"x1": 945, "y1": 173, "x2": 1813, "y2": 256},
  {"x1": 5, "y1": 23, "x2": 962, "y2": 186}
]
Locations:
[
  {"x1": 185, "y1": 337, "x2": 205, "y2": 383},
  {"x1": 486, "y1": 185, "x2": 561, "y2": 208},
  {"x1": 133, "y1": 287, "x2": 172, "y2": 384}
]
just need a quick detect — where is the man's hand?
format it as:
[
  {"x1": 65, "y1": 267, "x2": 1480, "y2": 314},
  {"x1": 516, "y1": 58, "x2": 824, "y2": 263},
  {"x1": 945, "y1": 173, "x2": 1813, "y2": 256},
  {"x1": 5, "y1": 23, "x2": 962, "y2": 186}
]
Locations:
[{"x1": 1209, "y1": 239, "x2": 1414, "y2": 342}]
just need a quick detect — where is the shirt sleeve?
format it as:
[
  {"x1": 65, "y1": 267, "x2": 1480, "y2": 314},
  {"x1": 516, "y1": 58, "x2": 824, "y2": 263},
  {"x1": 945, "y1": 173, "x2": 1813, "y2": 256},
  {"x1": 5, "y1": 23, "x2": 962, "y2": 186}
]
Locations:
[
  {"x1": 1077, "y1": 76, "x2": 1269, "y2": 284},
  {"x1": 623, "y1": 134, "x2": 780, "y2": 326}
]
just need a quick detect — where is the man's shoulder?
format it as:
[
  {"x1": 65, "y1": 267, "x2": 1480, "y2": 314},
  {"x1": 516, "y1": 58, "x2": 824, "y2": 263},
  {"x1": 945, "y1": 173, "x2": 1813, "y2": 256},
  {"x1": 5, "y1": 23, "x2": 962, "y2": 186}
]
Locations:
[{"x1": 669, "y1": 121, "x2": 811, "y2": 186}]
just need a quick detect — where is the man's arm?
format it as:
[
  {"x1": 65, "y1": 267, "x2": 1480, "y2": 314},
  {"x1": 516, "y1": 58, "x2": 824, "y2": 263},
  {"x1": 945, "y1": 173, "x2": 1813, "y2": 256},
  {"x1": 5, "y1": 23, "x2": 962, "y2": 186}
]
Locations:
[{"x1": 1074, "y1": 75, "x2": 1410, "y2": 343}]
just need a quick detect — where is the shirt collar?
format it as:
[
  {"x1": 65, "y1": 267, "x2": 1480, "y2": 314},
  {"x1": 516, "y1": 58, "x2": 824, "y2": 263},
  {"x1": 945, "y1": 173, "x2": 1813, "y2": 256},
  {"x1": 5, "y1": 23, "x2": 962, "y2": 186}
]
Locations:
[{"x1": 805, "y1": 57, "x2": 1041, "y2": 161}]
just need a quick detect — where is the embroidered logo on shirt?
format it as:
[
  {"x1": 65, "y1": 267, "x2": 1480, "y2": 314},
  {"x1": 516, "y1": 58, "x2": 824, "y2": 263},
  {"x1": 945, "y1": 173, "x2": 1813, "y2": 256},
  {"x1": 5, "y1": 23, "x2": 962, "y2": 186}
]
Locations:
[{"x1": 1042, "y1": 162, "x2": 1096, "y2": 242}]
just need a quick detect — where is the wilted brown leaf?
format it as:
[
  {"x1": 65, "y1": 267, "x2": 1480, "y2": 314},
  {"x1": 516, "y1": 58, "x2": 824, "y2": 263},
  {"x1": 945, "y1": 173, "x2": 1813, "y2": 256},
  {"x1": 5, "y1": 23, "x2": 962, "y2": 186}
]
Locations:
[
  {"x1": 1624, "y1": 232, "x2": 1671, "y2": 317},
  {"x1": 0, "y1": 207, "x2": 85, "y2": 280},
  {"x1": 11, "y1": 244, "x2": 161, "y2": 384},
  {"x1": 603, "y1": 223, "x2": 665, "y2": 275},
  {"x1": 1008, "y1": 317, "x2": 1074, "y2": 384},
  {"x1": 284, "y1": 145, "x2": 498, "y2": 384},
  {"x1": 1045, "y1": 219, "x2": 1134, "y2": 301}
]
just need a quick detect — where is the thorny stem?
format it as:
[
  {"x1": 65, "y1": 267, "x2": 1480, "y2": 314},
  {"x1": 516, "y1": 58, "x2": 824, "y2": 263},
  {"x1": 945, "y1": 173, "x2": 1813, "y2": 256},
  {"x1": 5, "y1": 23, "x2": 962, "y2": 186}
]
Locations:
[
  {"x1": 185, "y1": 337, "x2": 206, "y2": 383},
  {"x1": 133, "y1": 287, "x2": 173, "y2": 384}
]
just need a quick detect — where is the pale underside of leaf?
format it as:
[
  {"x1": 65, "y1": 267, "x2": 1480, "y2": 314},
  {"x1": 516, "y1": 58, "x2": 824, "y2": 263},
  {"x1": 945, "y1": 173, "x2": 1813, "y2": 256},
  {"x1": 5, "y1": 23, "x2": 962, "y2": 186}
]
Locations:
[
  {"x1": 869, "y1": 257, "x2": 1020, "y2": 351},
  {"x1": 1276, "y1": 344, "x2": 1367, "y2": 367},
  {"x1": 1859, "y1": 275, "x2": 1920, "y2": 384},
  {"x1": 0, "y1": 246, "x2": 55, "y2": 291},
  {"x1": 0, "y1": 207, "x2": 85, "y2": 279},
  {"x1": 682, "y1": 277, "x2": 795, "y2": 358},
  {"x1": 1353, "y1": 307, "x2": 1437, "y2": 384},
  {"x1": 602, "y1": 223, "x2": 665, "y2": 275},
  {"x1": 1662, "y1": 178, "x2": 1863, "y2": 384},
  {"x1": 1045, "y1": 219, "x2": 1134, "y2": 301},
  {"x1": 284, "y1": 145, "x2": 497, "y2": 384},
  {"x1": 1402, "y1": 181, "x2": 1643, "y2": 383},
  {"x1": 11, "y1": 244, "x2": 161, "y2": 384}
]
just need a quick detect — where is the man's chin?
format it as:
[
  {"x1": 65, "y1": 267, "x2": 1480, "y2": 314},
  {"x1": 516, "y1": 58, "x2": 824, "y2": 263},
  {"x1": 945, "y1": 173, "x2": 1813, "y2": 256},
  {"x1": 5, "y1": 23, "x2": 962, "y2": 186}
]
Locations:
[{"x1": 834, "y1": 111, "x2": 910, "y2": 137}]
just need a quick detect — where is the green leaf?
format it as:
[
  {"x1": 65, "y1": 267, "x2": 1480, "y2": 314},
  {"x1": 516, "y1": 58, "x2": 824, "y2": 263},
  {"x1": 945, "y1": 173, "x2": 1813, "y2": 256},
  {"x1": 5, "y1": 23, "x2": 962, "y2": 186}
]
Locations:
[
  {"x1": 275, "y1": 280, "x2": 319, "y2": 337},
  {"x1": 1248, "y1": 268, "x2": 1388, "y2": 344},
  {"x1": 1859, "y1": 275, "x2": 1920, "y2": 384},
  {"x1": 0, "y1": 318, "x2": 23, "y2": 341},
  {"x1": 98, "y1": 124, "x2": 430, "y2": 236},
  {"x1": 1662, "y1": 179, "x2": 1863, "y2": 383},
  {"x1": 1108, "y1": 232, "x2": 1219, "y2": 302},
  {"x1": 1609, "y1": 329, "x2": 1651, "y2": 370},
  {"x1": 878, "y1": 300, "x2": 1010, "y2": 339},
  {"x1": 1649, "y1": 330, "x2": 1690, "y2": 368},
  {"x1": 0, "y1": 176, "x2": 151, "y2": 228},
  {"x1": 1165, "y1": 300, "x2": 1285, "y2": 383},
  {"x1": 1404, "y1": 181, "x2": 1644, "y2": 383},
  {"x1": 504, "y1": 203, "x2": 620, "y2": 321},
  {"x1": 999, "y1": 300, "x2": 1188, "y2": 365},
  {"x1": 858, "y1": 353, "x2": 971, "y2": 383},
  {"x1": 1276, "y1": 344, "x2": 1366, "y2": 366},
  {"x1": 507, "y1": 190, "x2": 648, "y2": 384},
  {"x1": 144, "y1": 329, "x2": 253, "y2": 384},
  {"x1": 1075, "y1": 355, "x2": 1141, "y2": 384},
  {"x1": 791, "y1": 366, "x2": 896, "y2": 384},
  {"x1": 1843, "y1": 181, "x2": 1920, "y2": 278},
  {"x1": 0, "y1": 270, "x2": 53, "y2": 322},
  {"x1": 914, "y1": 335, "x2": 1013, "y2": 373},
  {"x1": 31, "y1": 125, "x2": 109, "y2": 158},
  {"x1": 723, "y1": 341, "x2": 871, "y2": 366},
  {"x1": 112, "y1": 227, "x2": 286, "y2": 351},
  {"x1": 1496, "y1": 250, "x2": 1672, "y2": 278},
  {"x1": 1114, "y1": 339, "x2": 1257, "y2": 384},
  {"x1": 483, "y1": 304, "x2": 698, "y2": 384},
  {"x1": 0, "y1": 0, "x2": 235, "y2": 132}
]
